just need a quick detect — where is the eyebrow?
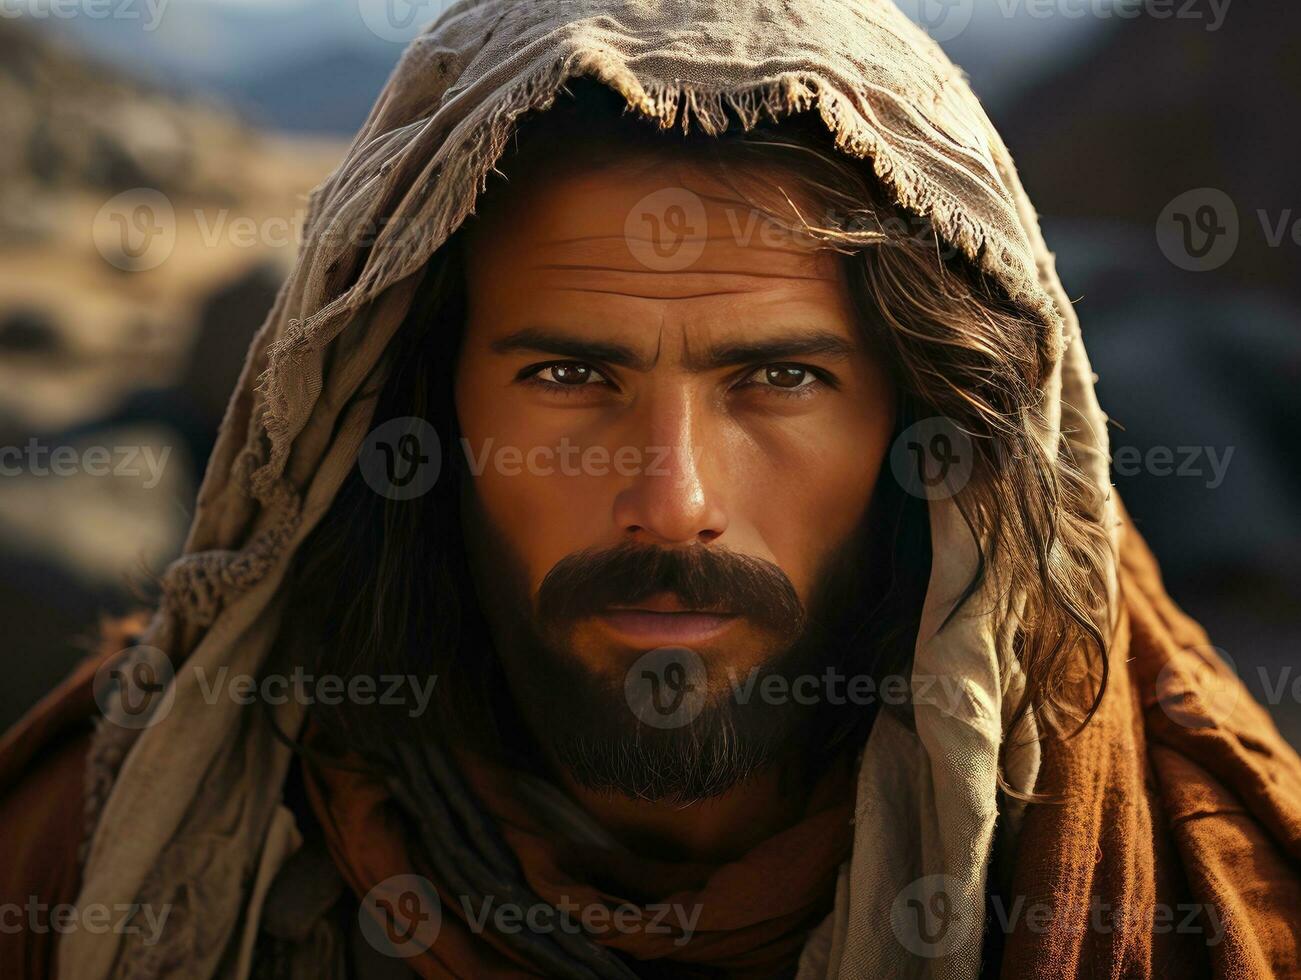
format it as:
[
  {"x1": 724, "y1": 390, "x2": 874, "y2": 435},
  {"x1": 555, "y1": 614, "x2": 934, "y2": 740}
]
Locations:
[
  {"x1": 490, "y1": 327, "x2": 651, "y2": 369},
  {"x1": 693, "y1": 335, "x2": 858, "y2": 370},
  {"x1": 488, "y1": 327, "x2": 858, "y2": 372}
]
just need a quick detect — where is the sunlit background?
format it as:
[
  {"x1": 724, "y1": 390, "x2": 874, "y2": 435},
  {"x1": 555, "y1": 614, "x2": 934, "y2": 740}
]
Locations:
[{"x1": 1, "y1": 0, "x2": 1297, "y2": 745}]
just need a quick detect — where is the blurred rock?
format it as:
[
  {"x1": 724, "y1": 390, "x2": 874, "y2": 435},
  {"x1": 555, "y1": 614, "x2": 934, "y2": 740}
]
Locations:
[
  {"x1": 999, "y1": 4, "x2": 1301, "y2": 304},
  {"x1": 0, "y1": 18, "x2": 341, "y2": 435},
  {"x1": 0, "y1": 17, "x2": 343, "y2": 726},
  {"x1": 0, "y1": 308, "x2": 63, "y2": 357}
]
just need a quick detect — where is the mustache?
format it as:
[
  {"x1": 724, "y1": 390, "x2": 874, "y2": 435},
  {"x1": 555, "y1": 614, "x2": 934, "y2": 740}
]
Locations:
[{"x1": 536, "y1": 542, "x2": 805, "y2": 638}]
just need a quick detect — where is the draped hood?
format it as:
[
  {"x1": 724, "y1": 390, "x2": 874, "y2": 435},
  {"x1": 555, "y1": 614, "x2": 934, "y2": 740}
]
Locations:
[{"x1": 63, "y1": 1, "x2": 1121, "y2": 978}]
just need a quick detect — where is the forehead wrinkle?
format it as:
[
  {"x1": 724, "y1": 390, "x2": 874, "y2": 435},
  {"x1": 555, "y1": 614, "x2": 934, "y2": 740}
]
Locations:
[
  {"x1": 541, "y1": 286, "x2": 757, "y2": 300},
  {"x1": 533, "y1": 231, "x2": 817, "y2": 253},
  {"x1": 532, "y1": 262, "x2": 830, "y2": 282}
]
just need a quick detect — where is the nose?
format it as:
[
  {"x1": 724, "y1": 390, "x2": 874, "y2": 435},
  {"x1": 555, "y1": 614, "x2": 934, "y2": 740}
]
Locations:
[{"x1": 611, "y1": 387, "x2": 728, "y2": 546}]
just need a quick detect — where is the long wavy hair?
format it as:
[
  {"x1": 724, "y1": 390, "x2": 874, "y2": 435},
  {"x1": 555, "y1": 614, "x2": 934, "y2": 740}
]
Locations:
[{"x1": 276, "y1": 79, "x2": 1111, "y2": 791}]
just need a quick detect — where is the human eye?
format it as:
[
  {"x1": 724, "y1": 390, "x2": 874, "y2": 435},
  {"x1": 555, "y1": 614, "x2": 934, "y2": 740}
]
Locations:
[
  {"x1": 517, "y1": 360, "x2": 614, "y2": 391},
  {"x1": 735, "y1": 363, "x2": 833, "y2": 397}
]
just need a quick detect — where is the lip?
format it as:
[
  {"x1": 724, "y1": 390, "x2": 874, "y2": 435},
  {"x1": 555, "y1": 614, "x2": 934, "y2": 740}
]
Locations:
[
  {"x1": 597, "y1": 594, "x2": 738, "y2": 646},
  {"x1": 597, "y1": 609, "x2": 738, "y2": 645}
]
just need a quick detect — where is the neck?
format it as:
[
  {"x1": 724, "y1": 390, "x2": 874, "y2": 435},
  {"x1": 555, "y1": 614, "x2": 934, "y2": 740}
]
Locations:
[{"x1": 555, "y1": 757, "x2": 809, "y2": 864}]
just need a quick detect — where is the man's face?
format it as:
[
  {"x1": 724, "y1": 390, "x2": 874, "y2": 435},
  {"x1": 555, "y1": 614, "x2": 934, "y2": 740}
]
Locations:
[{"x1": 455, "y1": 154, "x2": 896, "y2": 797}]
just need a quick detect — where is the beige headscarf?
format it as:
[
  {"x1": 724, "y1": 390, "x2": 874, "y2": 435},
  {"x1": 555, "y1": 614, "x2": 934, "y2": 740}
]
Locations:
[{"x1": 63, "y1": 1, "x2": 1116, "y2": 977}]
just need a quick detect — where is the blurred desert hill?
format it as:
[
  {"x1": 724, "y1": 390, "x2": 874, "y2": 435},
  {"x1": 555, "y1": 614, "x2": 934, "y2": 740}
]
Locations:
[
  {"x1": 0, "y1": 16, "x2": 343, "y2": 433},
  {"x1": 48, "y1": 0, "x2": 414, "y2": 136},
  {"x1": 0, "y1": 17, "x2": 346, "y2": 726}
]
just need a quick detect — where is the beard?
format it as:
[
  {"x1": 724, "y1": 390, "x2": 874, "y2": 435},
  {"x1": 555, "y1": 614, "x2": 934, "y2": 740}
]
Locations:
[{"x1": 461, "y1": 490, "x2": 879, "y2": 804}]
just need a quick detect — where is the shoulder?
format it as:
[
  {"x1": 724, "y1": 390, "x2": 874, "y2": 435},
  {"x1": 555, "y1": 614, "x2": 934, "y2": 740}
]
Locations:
[
  {"x1": 0, "y1": 727, "x2": 93, "y2": 980},
  {"x1": 0, "y1": 613, "x2": 150, "y2": 980},
  {"x1": 1117, "y1": 511, "x2": 1301, "y2": 974}
]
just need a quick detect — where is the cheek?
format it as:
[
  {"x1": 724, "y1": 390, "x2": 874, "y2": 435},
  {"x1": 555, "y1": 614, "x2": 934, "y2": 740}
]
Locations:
[
  {"x1": 469, "y1": 467, "x2": 608, "y2": 591},
  {"x1": 456, "y1": 372, "x2": 613, "y2": 592},
  {"x1": 734, "y1": 399, "x2": 893, "y2": 599}
]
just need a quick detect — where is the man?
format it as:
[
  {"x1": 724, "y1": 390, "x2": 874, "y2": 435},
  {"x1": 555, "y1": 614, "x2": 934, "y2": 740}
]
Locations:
[{"x1": 2, "y1": 1, "x2": 1299, "y2": 977}]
